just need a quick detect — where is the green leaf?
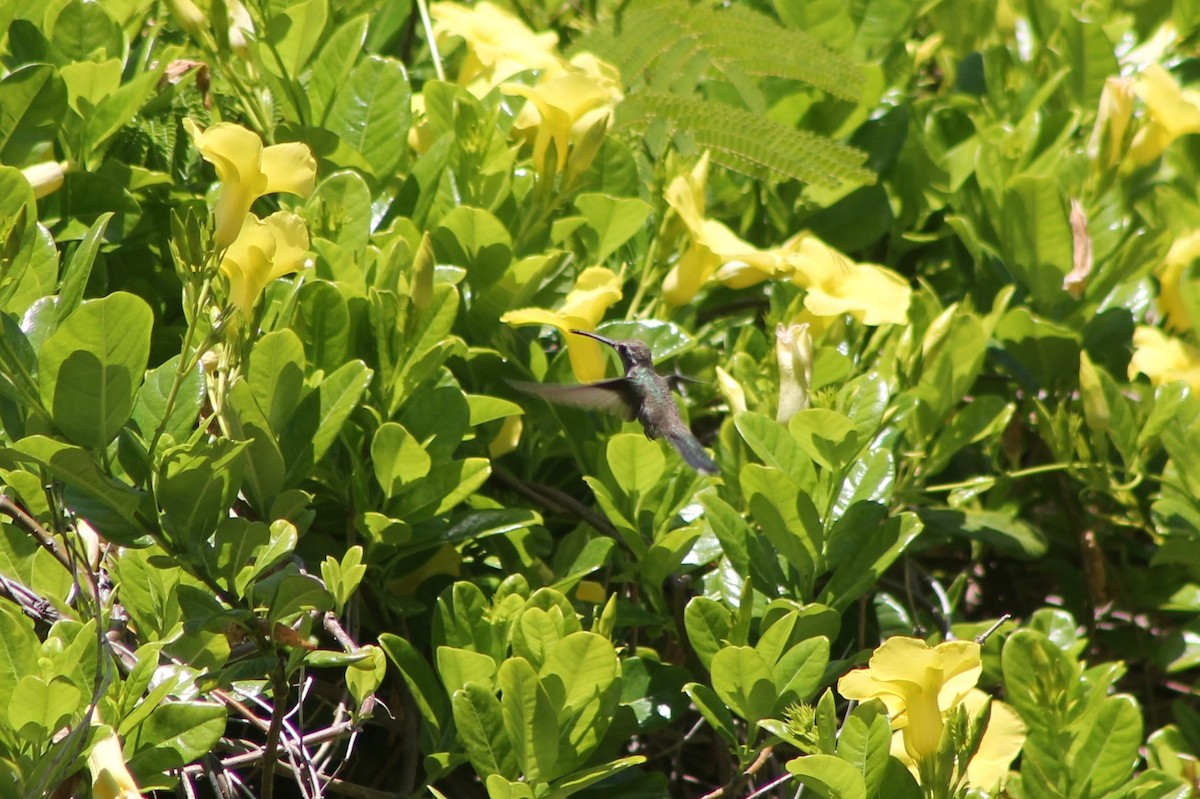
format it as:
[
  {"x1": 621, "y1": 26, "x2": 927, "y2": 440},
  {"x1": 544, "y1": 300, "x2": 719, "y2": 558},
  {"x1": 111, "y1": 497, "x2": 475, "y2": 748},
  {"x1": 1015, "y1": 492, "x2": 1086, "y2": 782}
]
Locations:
[
  {"x1": 380, "y1": 632, "x2": 449, "y2": 736},
  {"x1": 594, "y1": 320, "x2": 695, "y2": 362},
  {"x1": 0, "y1": 64, "x2": 66, "y2": 164},
  {"x1": 310, "y1": 16, "x2": 369, "y2": 125},
  {"x1": 157, "y1": 438, "x2": 247, "y2": 549},
  {"x1": 295, "y1": 281, "x2": 352, "y2": 376},
  {"x1": 57, "y1": 212, "x2": 112, "y2": 321},
  {"x1": 10, "y1": 675, "x2": 80, "y2": 742},
  {"x1": 682, "y1": 682, "x2": 738, "y2": 747},
  {"x1": 1001, "y1": 629, "x2": 1076, "y2": 735},
  {"x1": 573, "y1": 194, "x2": 651, "y2": 262},
  {"x1": 498, "y1": 657, "x2": 560, "y2": 782},
  {"x1": 247, "y1": 329, "x2": 307, "y2": 436},
  {"x1": 38, "y1": 292, "x2": 152, "y2": 450},
  {"x1": 266, "y1": 571, "x2": 335, "y2": 624},
  {"x1": 786, "y1": 754, "x2": 868, "y2": 799},
  {"x1": 454, "y1": 682, "x2": 519, "y2": 779},
  {"x1": 735, "y1": 412, "x2": 815, "y2": 487},
  {"x1": 223, "y1": 381, "x2": 286, "y2": 513},
  {"x1": 684, "y1": 597, "x2": 732, "y2": 672},
  {"x1": 433, "y1": 207, "x2": 514, "y2": 291},
  {"x1": 836, "y1": 701, "x2": 891, "y2": 797},
  {"x1": 547, "y1": 756, "x2": 648, "y2": 798},
  {"x1": 395, "y1": 457, "x2": 491, "y2": 522},
  {"x1": 710, "y1": 646, "x2": 776, "y2": 725},
  {"x1": 325, "y1": 55, "x2": 411, "y2": 181},
  {"x1": 606, "y1": 432, "x2": 665, "y2": 498},
  {"x1": 264, "y1": 0, "x2": 328, "y2": 80},
  {"x1": 788, "y1": 409, "x2": 860, "y2": 472},
  {"x1": 282, "y1": 359, "x2": 372, "y2": 480},
  {"x1": 1067, "y1": 695, "x2": 1142, "y2": 795},
  {"x1": 398, "y1": 383, "x2": 470, "y2": 462},
  {"x1": 773, "y1": 637, "x2": 829, "y2": 709},
  {"x1": 918, "y1": 508, "x2": 1047, "y2": 558},
  {"x1": 346, "y1": 644, "x2": 386, "y2": 709},
  {"x1": 371, "y1": 422, "x2": 432, "y2": 495},
  {"x1": 820, "y1": 510, "x2": 922, "y2": 612},
  {"x1": 699, "y1": 491, "x2": 751, "y2": 577},
  {"x1": 6, "y1": 435, "x2": 146, "y2": 541},
  {"x1": 47, "y1": 0, "x2": 121, "y2": 61},
  {"x1": 741, "y1": 464, "x2": 818, "y2": 583},
  {"x1": 125, "y1": 701, "x2": 227, "y2": 776},
  {"x1": 0, "y1": 608, "x2": 39, "y2": 725},
  {"x1": 129, "y1": 355, "x2": 204, "y2": 445},
  {"x1": 438, "y1": 646, "x2": 498, "y2": 693}
]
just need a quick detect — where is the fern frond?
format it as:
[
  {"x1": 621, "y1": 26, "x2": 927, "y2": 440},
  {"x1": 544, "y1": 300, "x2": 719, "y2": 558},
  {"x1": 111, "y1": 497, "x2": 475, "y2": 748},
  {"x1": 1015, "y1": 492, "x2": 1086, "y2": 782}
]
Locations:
[
  {"x1": 569, "y1": 0, "x2": 862, "y2": 102},
  {"x1": 619, "y1": 92, "x2": 874, "y2": 189}
]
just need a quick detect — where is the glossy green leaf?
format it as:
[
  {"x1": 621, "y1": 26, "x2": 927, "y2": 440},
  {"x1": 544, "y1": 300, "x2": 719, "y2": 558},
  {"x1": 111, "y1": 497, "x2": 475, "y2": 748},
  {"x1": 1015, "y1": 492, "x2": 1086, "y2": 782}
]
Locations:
[
  {"x1": 48, "y1": 0, "x2": 121, "y2": 60},
  {"x1": 294, "y1": 280, "x2": 351, "y2": 375},
  {"x1": 606, "y1": 432, "x2": 665, "y2": 498},
  {"x1": 157, "y1": 438, "x2": 247, "y2": 547},
  {"x1": 372, "y1": 422, "x2": 432, "y2": 495},
  {"x1": 325, "y1": 55, "x2": 411, "y2": 180},
  {"x1": 310, "y1": 16, "x2": 370, "y2": 125},
  {"x1": 710, "y1": 646, "x2": 776, "y2": 725},
  {"x1": 125, "y1": 701, "x2": 227, "y2": 775},
  {"x1": 247, "y1": 329, "x2": 306, "y2": 436},
  {"x1": 455, "y1": 682, "x2": 519, "y2": 779},
  {"x1": 130, "y1": 355, "x2": 204, "y2": 446},
  {"x1": 265, "y1": 0, "x2": 328, "y2": 80},
  {"x1": 433, "y1": 206, "x2": 514, "y2": 291},
  {"x1": 498, "y1": 657, "x2": 560, "y2": 782},
  {"x1": 282, "y1": 359, "x2": 372, "y2": 480},
  {"x1": 820, "y1": 509, "x2": 922, "y2": 612},
  {"x1": 1001, "y1": 629, "x2": 1076, "y2": 734},
  {"x1": 380, "y1": 632, "x2": 449, "y2": 736},
  {"x1": 346, "y1": 644, "x2": 387, "y2": 709},
  {"x1": 735, "y1": 412, "x2": 815, "y2": 486},
  {"x1": 836, "y1": 701, "x2": 891, "y2": 797},
  {"x1": 741, "y1": 464, "x2": 818, "y2": 582},
  {"x1": 57, "y1": 212, "x2": 112, "y2": 320},
  {"x1": 0, "y1": 65, "x2": 66, "y2": 163},
  {"x1": 786, "y1": 754, "x2": 867, "y2": 799},
  {"x1": 266, "y1": 571, "x2": 335, "y2": 624},
  {"x1": 38, "y1": 292, "x2": 152, "y2": 450},
  {"x1": 788, "y1": 409, "x2": 860, "y2": 472},
  {"x1": 573, "y1": 193, "x2": 651, "y2": 262},
  {"x1": 1067, "y1": 694, "x2": 1142, "y2": 795},
  {"x1": 10, "y1": 675, "x2": 80, "y2": 742},
  {"x1": 682, "y1": 682, "x2": 738, "y2": 747},
  {"x1": 773, "y1": 637, "x2": 830, "y2": 708}
]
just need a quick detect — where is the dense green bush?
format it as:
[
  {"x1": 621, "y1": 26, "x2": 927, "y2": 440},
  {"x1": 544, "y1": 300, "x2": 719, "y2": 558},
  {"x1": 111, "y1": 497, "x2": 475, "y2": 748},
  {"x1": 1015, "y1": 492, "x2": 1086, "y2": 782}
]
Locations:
[{"x1": 0, "y1": 0, "x2": 1198, "y2": 796}]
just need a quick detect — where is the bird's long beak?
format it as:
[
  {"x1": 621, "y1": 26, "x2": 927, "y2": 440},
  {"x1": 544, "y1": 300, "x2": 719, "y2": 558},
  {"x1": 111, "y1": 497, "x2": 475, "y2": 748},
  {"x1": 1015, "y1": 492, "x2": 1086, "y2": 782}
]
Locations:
[{"x1": 570, "y1": 329, "x2": 618, "y2": 349}]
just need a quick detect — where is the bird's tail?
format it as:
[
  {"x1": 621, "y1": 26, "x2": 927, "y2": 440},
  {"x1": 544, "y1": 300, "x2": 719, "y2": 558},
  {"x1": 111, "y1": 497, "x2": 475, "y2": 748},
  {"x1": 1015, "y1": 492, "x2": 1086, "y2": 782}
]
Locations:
[{"x1": 665, "y1": 429, "x2": 719, "y2": 474}]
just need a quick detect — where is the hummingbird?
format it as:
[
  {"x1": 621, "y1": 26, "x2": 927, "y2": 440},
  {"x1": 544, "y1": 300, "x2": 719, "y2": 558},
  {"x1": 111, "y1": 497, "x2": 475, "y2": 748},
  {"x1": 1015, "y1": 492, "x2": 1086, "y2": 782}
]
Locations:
[{"x1": 509, "y1": 329, "x2": 719, "y2": 474}]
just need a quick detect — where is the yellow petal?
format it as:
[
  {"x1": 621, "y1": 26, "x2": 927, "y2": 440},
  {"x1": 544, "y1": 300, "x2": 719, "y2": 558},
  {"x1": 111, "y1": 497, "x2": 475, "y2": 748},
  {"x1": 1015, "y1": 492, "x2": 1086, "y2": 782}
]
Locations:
[
  {"x1": 88, "y1": 725, "x2": 143, "y2": 799},
  {"x1": 1128, "y1": 325, "x2": 1200, "y2": 389},
  {"x1": 261, "y1": 142, "x2": 317, "y2": 197},
  {"x1": 665, "y1": 153, "x2": 711, "y2": 234},
  {"x1": 561, "y1": 266, "x2": 623, "y2": 324},
  {"x1": 1136, "y1": 64, "x2": 1200, "y2": 138},
  {"x1": 220, "y1": 215, "x2": 277, "y2": 317},
  {"x1": 262, "y1": 211, "x2": 311, "y2": 280},
  {"x1": 962, "y1": 691, "x2": 1026, "y2": 791},
  {"x1": 664, "y1": 244, "x2": 721, "y2": 304},
  {"x1": 1087, "y1": 76, "x2": 1134, "y2": 169}
]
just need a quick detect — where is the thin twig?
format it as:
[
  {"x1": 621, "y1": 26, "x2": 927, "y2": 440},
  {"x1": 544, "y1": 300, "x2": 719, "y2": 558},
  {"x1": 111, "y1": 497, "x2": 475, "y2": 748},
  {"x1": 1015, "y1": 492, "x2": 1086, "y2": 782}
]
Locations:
[
  {"x1": 179, "y1": 720, "x2": 359, "y2": 774},
  {"x1": 0, "y1": 493, "x2": 72, "y2": 574},
  {"x1": 698, "y1": 745, "x2": 775, "y2": 799},
  {"x1": 491, "y1": 467, "x2": 620, "y2": 542}
]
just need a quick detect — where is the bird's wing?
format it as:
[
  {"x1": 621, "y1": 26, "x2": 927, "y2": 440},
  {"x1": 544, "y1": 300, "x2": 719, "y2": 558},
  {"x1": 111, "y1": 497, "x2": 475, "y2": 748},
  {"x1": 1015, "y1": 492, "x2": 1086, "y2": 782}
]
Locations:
[
  {"x1": 662, "y1": 428, "x2": 720, "y2": 474},
  {"x1": 508, "y1": 378, "x2": 639, "y2": 421}
]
